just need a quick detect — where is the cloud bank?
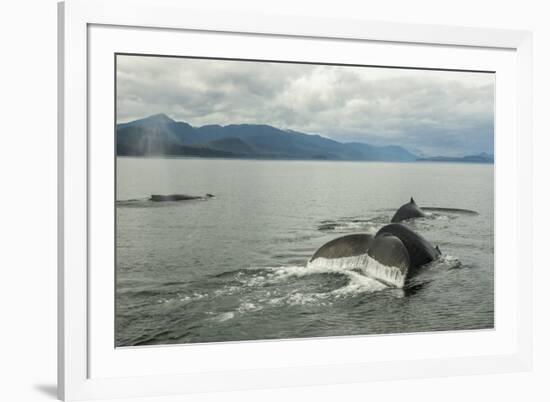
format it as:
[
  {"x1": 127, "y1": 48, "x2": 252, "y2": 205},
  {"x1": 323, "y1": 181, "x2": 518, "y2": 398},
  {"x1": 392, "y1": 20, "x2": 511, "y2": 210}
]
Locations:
[{"x1": 117, "y1": 55, "x2": 494, "y2": 156}]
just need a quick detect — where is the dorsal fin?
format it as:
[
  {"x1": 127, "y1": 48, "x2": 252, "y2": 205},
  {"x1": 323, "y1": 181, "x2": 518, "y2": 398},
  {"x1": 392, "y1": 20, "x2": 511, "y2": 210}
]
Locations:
[{"x1": 410, "y1": 197, "x2": 415, "y2": 204}]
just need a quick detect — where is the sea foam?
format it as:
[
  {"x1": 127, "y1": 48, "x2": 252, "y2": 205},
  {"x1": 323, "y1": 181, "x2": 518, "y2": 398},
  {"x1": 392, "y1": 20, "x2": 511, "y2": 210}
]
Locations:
[{"x1": 307, "y1": 253, "x2": 406, "y2": 288}]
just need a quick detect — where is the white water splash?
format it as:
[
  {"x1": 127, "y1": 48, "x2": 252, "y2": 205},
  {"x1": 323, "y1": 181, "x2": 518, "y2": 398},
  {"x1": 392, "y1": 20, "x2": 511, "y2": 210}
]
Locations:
[
  {"x1": 237, "y1": 252, "x2": 408, "y2": 298},
  {"x1": 212, "y1": 312, "x2": 235, "y2": 322},
  {"x1": 306, "y1": 254, "x2": 370, "y2": 270},
  {"x1": 306, "y1": 253, "x2": 406, "y2": 288},
  {"x1": 270, "y1": 292, "x2": 332, "y2": 306},
  {"x1": 178, "y1": 292, "x2": 208, "y2": 302},
  {"x1": 361, "y1": 257, "x2": 406, "y2": 288},
  {"x1": 319, "y1": 221, "x2": 382, "y2": 233},
  {"x1": 332, "y1": 270, "x2": 388, "y2": 295},
  {"x1": 437, "y1": 254, "x2": 461, "y2": 269},
  {"x1": 237, "y1": 302, "x2": 262, "y2": 313},
  {"x1": 235, "y1": 259, "x2": 392, "y2": 299}
]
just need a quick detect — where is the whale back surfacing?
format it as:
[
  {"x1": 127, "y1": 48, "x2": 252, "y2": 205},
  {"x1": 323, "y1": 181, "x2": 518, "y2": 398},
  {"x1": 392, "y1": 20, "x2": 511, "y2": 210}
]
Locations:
[
  {"x1": 150, "y1": 194, "x2": 207, "y2": 202},
  {"x1": 391, "y1": 197, "x2": 426, "y2": 222}
]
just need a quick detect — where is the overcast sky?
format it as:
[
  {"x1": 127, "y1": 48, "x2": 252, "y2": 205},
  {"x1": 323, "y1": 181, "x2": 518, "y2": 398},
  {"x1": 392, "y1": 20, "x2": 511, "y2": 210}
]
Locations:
[{"x1": 117, "y1": 55, "x2": 494, "y2": 157}]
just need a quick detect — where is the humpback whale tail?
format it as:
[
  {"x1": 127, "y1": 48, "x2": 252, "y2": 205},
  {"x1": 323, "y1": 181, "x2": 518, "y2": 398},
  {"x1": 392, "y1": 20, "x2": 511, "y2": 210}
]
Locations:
[
  {"x1": 308, "y1": 197, "x2": 450, "y2": 287},
  {"x1": 309, "y1": 223, "x2": 440, "y2": 288}
]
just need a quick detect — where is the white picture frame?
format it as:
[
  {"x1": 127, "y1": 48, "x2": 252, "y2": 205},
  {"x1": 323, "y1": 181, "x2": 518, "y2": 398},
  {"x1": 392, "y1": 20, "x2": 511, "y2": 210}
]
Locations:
[{"x1": 58, "y1": 0, "x2": 533, "y2": 400}]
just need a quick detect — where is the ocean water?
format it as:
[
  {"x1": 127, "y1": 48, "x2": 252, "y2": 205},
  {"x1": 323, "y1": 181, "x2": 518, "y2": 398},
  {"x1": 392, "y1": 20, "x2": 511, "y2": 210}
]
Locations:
[{"x1": 115, "y1": 157, "x2": 494, "y2": 347}]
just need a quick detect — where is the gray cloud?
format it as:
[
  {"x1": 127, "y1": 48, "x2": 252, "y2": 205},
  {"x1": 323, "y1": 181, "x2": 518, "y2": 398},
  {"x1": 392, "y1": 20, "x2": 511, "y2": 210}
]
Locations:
[{"x1": 117, "y1": 55, "x2": 494, "y2": 156}]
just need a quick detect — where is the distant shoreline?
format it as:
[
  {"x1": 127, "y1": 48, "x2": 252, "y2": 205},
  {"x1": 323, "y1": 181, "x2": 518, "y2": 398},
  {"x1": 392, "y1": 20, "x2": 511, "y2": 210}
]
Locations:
[
  {"x1": 116, "y1": 155, "x2": 494, "y2": 165},
  {"x1": 416, "y1": 160, "x2": 493, "y2": 164},
  {"x1": 416, "y1": 157, "x2": 493, "y2": 164},
  {"x1": 117, "y1": 114, "x2": 493, "y2": 164}
]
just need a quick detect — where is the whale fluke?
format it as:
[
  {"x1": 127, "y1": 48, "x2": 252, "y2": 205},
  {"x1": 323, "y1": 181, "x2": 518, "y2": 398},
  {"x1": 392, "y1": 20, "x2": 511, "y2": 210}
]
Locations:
[
  {"x1": 309, "y1": 234, "x2": 374, "y2": 262},
  {"x1": 391, "y1": 198, "x2": 426, "y2": 222},
  {"x1": 308, "y1": 219, "x2": 442, "y2": 287},
  {"x1": 367, "y1": 235, "x2": 410, "y2": 276}
]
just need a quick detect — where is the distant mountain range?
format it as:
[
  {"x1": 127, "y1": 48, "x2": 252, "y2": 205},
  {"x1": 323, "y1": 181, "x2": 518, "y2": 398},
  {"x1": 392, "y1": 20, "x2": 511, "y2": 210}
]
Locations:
[
  {"x1": 116, "y1": 114, "x2": 493, "y2": 163},
  {"x1": 416, "y1": 152, "x2": 494, "y2": 163},
  {"x1": 116, "y1": 114, "x2": 418, "y2": 162}
]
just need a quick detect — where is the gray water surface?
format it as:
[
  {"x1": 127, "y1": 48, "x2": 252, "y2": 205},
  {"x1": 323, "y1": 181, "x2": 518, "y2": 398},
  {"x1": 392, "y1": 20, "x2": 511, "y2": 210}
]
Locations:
[{"x1": 116, "y1": 158, "x2": 494, "y2": 346}]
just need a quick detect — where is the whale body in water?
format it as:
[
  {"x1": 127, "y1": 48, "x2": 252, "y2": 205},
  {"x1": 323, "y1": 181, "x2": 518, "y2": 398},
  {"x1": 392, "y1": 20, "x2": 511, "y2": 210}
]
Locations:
[
  {"x1": 150, "y1": 194, "x2": 214, "y2": 202},
  {"x1": 309, "y1": 223, "x2": 440, "y2": 287},
  {"x1": 391, "y1": 197, "x2": 426, "y2": 222},
  {"x1": 376, "y1": 223, "x2": 441, "y2": 275}
]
